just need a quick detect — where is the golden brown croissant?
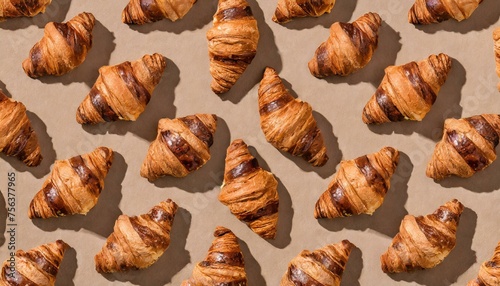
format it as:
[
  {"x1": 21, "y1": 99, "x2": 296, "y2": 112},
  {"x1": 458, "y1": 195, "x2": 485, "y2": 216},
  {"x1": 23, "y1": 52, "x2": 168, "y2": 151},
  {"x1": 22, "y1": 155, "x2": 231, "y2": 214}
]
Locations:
[
  {"x1": 495, "y1": 28, "x2": 500, "y2": 91},
  {"x1": 28, "y1": 147, "x2": 114, "y2": 219},
  {"x1": 259, "y1": 67, "x2": 328, "y2": 167},
  {"x1": 272, "y1": 0, "x2": 336, "y2": 24},
  {"x1": 95, "y1": 199, "x2": 178, "y2": 273},
  {"x1": 207, "y1": 0, "x2": 259, "y2": 94},
  {"x1": 468, "y1": 241, "x2": 500, "y2": 286},
  {"x1": 280, "y1": 240, "x2": 354, "y2": 286},
  {"x1": 219, "y1": 139, "x2": 279, "y2": 239},
  {"x1": 140, "y1": 114, "x2": 217, "y2": 181},
  {"x1": 315, "y1": 147, "x2": 399, "y2": 219},
  {"x1": 76, "y1": 53, "x2": 167, "y2": 124},
  {"x1": 362, "y1": 53, "x2": 452, "y2": 124},
  {"x1": 426, "y1": 114, "x2": 500, "y2": 180},
  {"x1": 22, "y1": 12, "x2": 95, "y2": 78},
  {"x1": 0, "y1": 240, "x2": 68, "y2": 286},
  {"x1": 408, "y1": 0, "x2": 483, "y2": 24},
  {"x1": 308, "y1": 12, "x2": 381, "y2": 78},
  {"x1": 122, "y1": 0, "x2": 197, "y2": 25},
  {"x1": 0, "y1": 91, "x2": 42, "y2": 167},
  {"x1": 381, "y1": 199, "x2": 464, "y2": 273},
  {"x1": 0, "y1": 0, "x2": 52, "y2": 21},
  {"x1": 181, "y1": 226, "x2": 247, "y2": 285}
]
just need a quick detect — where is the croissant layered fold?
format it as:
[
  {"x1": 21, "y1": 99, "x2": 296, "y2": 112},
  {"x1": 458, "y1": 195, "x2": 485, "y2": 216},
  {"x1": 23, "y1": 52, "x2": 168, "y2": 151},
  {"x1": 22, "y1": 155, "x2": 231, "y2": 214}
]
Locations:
[
  {"x1": 0, "y1": 0, "x2": 52, "y2": 21},
  {"x1": 272, "y1": 0, "x2": 336, "y2": 24},
  {"x1": 408, "y1": 0, "x2": 483, "y2": 24},
  {"x1": 468, "y1": 241, "x2": 500, "y2": 286},
  {"x1": 122, "y1": 0, "x2": 197, "y2": 24}
]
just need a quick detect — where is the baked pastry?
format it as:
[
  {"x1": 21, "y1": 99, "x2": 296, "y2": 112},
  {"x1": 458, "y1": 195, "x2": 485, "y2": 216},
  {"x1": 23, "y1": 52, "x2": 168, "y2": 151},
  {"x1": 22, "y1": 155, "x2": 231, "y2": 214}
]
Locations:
[
  {"x1": 381, "y1": 199, "x2": 464, "y2": 273},
  {"x1": 0, "y1": 240, "x2": 69, "y2": 286},
  {"x1": 207, "y1": 0, "x2": 259, "y2": 94},
  {"x1": 259, "y1": 67, "x2": 328, "y2": 166},
  {"x1": 22, "y1": 12, "x2": 95, "y2": 78},
  {"x1": 181, "y1": 226, "x2": 246, "y2": 285},
  {"x1": 122, "y1": 0, "x2": 197, "y2": 24},
  {"x1": 468, "y1": 241, "x2": 500, "y2": 286},
  {"x1": 362, "y1": 53, "x2": 452, "y2": 124},
  {"x1": 495, "y1": 28, "x2": 500, "y2": 91},
  {"x1": 0, "y1": 91, "x2": 42, "y2": 167},
  {"x1": 219, "y1": 139, "x2": 279, "y2": 239},
  {"x1": 315, "y1": 147, "x2": 399, "y2": 218},
  {"x1": 409, "y1": 0, "x2": 483, "y2": 24},
  {"x1": 28, "y1": 147, "x2": 114, "y2": 219},
  {"x1": 280, "y1": 240, "x2": 354, "y2": 286},
  {"x1": 0, "y1": 0, "x2": 52, "y2": 21},
  {"x1": 272, "y1": 0, "x2": 336, "y2": 24},
  {"x1": 76, "y1": 53, "x2": 167, "y2": 124},
  {"x1": 308, "y1": 12, "x2": 381, "y2": 78},
  {"x1": 95, "y1": 199, "x2": 178, "y2": 273},
  {"x1": 426, "y1": 114, "x2": 500, "y2": 180}
]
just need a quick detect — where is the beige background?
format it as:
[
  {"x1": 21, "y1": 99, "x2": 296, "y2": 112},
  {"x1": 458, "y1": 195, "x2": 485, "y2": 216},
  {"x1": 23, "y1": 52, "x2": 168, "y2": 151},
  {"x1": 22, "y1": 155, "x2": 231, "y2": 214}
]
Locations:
[{"x1": 0, "y1": 0, "x2": 500, "y2": 285}]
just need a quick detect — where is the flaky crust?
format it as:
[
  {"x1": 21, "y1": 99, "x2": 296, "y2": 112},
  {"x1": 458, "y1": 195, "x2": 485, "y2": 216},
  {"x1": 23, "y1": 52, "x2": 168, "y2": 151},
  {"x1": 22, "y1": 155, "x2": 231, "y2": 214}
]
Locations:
[
  {"x1": 494, "y1": 28, "x2": 500, "y2": 91},
  {"x1": 468, "y1": 241, "x2": 500, "y2": 286},
  {"x1": 408, "y1": 0, "x2": 483, "y2": 24},
  {"x1": 0, "y1": 0, "x2": 52, "y2": 21},
  {"x1": 219, "y1": 139, "x2": 279, "y2": 239},
  {"x1": 122, "y1": 0, "x2": 197, "y2": 24},
  {"x1": 272, "y1": 0, "x2": 336, "y2": 24},
  {"x1": 315, "y1": 147, "x2": 399, "y2": 218}
]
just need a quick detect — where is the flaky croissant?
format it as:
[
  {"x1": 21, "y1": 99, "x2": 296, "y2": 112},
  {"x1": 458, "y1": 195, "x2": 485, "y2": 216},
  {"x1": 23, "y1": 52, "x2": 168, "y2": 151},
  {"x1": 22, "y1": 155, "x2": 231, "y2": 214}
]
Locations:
[
  {"x1": 181, "y1": 226, "x2": 247, "y2": 286},
  {"x1": 219, "y1": 139, "x2": 279, "y2": 239},
  {"x1": 0, "y1": 240, "x2": 68, "y2": 286},
  {"x1": 362, "y1": 53, "x2": 452, "y2": 124},
  {"x1": 426, "y1": 114, "x2": 500, "y2": 180},
  {"x1": 76, "y1": 53, "x2": 167, "y2": 124},
  {"x1": 272, "y1": 0, "x2": 336, "y2": 24},
  {"x1": 280, "y1": 240, "x2": 354, "y2": 286},
  {"x1": 207, "y1": 0, "x2": 259, "y2": 94},
  {"x1": 140, "y1": 114, "x2": 217, "y2": 181},
  {"x1": 409, "y1": 0, "x2": 483, "y2": 24},
  {"x1": 468, "y1": 241, "x2": 500, "y2": 286},
  {"x1": 122, "y1": 0, "x2": 197, "y2": 25},
  {"x1": 95, "y1": 199, "x2": 178, "y2": 273},
  {"x1": 381, "y1": 199, "x2": 464, "y2": 273},
  {"x1": 28, "y1": 147, "x2": 114, "y2": 219},
  {"x1": 308, "y1": 12, "x2": 381, "y2": 78},
  {"x1": 495, "y1": 28, "x2": 500, "y2": 91},
  {"x1": 0, "y1": 0, "x2": 52, "y2": 21},
  {"x1": 315, "y1": 147, "x2": 399, "y2": 219},
  {"x1": 259, "y1": 67, "x2": 328, "y2": 167},
  {"x1": 22, "y1": 12, "x2": 95, "y2": 78},
  {"x1": 0, "y1": 91, "x2": 42, "y2": 167}
]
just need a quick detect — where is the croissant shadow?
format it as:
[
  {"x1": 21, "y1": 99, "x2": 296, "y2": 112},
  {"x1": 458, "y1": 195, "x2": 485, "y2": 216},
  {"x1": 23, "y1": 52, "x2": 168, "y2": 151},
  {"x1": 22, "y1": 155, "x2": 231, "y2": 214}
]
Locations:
[
  {"x1": 318, "y1": 151, "x2": 413, "y2": 238},
  {"x1": 101, "y1": 207, "x2": 191, "y2": 286},
  {"x1": 238, "y1": 237, "x2": 267, "y2": 286},
  {"x1": 0, "y1": 0, "x2": 71, "y2": 30},
  {"x1": 342, "y1": 244, "x2": 363, "y2": 286},
  {"x1": 55, "y1": 246, "x2": 77, "y2": 286},
  {"x1": 31, "y1": 152, "x2": 127, "y2": 238},
  {"x1": 387, "y1": 207, "x2": 477, "y2": 286},
  {"x1": 0, "y1": 190, "x2": 6, "y2": 247}
]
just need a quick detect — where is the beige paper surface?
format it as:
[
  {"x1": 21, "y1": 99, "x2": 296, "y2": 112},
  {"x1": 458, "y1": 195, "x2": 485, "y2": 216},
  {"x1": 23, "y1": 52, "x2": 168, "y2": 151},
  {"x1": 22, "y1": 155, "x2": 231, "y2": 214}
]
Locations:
[{"x1": 0, "y1": 0, "x2": 500, "y2": 285}]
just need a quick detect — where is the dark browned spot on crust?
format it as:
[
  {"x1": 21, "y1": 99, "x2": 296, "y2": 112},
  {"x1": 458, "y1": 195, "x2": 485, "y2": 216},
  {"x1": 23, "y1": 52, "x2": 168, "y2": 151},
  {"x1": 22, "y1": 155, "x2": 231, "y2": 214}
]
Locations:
[
  {"x1": 298, "y1": 0, "x2": 328, "y2": 14},
  {"x1": 310, "y1": 250, "x2": 345, "y2": 277},
  {"x1": 116, "y1": 63, "x2": 151, "y2": 105},
  {"x1": 296, "y1": 128, "x2": 320, "y2": 161},
  {"x1": 161, "y1": 130, "x2": 203, "y2": 172},
  {"x1": 69, "y1": 155, "x2": 101, "y2": 197},
  {"x1": 4, "y1": 124, "x2": 31, "y2": 161},
  {"x1": 180, "y1": 116, "x2": 214, "y2": 147},
  {"x1": 328, "y1": 182, "x2": 356, "y2": 216},
  {"x1": 148, "y1": 206, "x2": 175, "y2": 224},
  {"x1": 259, "y1": 95, "x2": 293, "y2": 115},
  {"x1": 447, "y1": 130, "x2": 489, "y2": 171},
  {"x1": 53, "y1": 22, "x2": 84, "y2": 56},
  {"x1": 425, "y1": 0, "x2": 451, "y2": 23},
  {"x1": 204, "y1": 251, "x2": 244, "y2": 267},
  {"x1": 375, "y1": 87, "x2": 404, "y2": 122},
  {"x1": 238, "y1": 200, "x2": 279, "y2": 222},
  {"x1": 433, "y1": 207, "x2": 460, "y2": 224},
  {"x1": 486, "y1": 261, "x2": 499, "y2": 268},
  {"x1": 401, "y1": 62, "x2": 437, "y2": 106},
  {"x1": 466, "y1": 116, "x2": 500, "y2": 147},
  {"x1": 212, "y1": 54, "x2": 255, "y2": 65},
  {"x1": 355, "y1": 155, "x2": 387, "y2": 196},
  {"x1": 2, "y1": 264, "x2": 36, "y2": 286},
  {"x1": 219, "y1": 6, "x2": 253, "y2": 21},
  {"x1": 213, "y1": 280, "x2": 247, "y2": 286},
  {"x1": 226, "y1": 158, "x2": 260, "y2": 180},
  {"x1": 29, "y1": 44, "x2": 44, "y2": 75},
  {"x1": 43, "y1": 182, "x2": 70, "y2": 216},
  {"x1": 138, "y1": 0, "x2": 164, "y2": 22},
  {"x1": 288, "y1": 265, "x2": 322, "y2": 285},
  {"x1": 314, "y1": 43, "x2": 331, "y2": 77},
  {"x1": 129, "y1": 217, "x2": 169, "y2": 249},
  {"x1": 89, "y1": 88, "x2": 119, "y2": 122},
  {"x1": 18, "y1": 250, "x2": 59, "y2": 276},
  {"x1": 415, "y1": 216, "x2": 455, "y2": 250}
]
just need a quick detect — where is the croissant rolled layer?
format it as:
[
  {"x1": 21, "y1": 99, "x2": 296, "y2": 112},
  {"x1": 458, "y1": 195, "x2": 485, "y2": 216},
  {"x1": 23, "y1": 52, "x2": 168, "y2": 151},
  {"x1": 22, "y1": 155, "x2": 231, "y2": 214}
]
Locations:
[
  {"x1": 0, "y1": 0, "x2": 52, "y2": 21},
  {"x1": 408, "y1": 0, "x2": 483, "y2": 24},
  {"x1": 468, "y1": 241, "x2": 500, "y2": 286},
  {"x1": 122, "y1": 0, "x2": 197, "y2": 24},
  {"x1": 272, "y1": 0, "x2": 336, "y2": 24}
]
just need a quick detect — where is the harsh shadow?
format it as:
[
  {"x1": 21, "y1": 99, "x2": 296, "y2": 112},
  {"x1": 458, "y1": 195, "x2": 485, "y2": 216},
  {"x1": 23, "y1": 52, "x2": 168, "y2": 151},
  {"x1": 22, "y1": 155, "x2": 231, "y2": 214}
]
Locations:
[
  {"x1": 101, "y1": 207, "x2": 191, "y2": 286},
  {"x1": 0, "y1": 0, "x2": 71, "y2": 30},
  {"x1": 387, "y1": 207, "x2": 477, "y2": 286},
  {"x1": 319, "y1": 151, "x2": 413, "y2": 238},
  {"x1": 32, "y1": 152, "x2": 127, "y2": 238},
  {"x1": 239, "y1": 237, "x2": 266, "y2": 286},
  {"x1": 342, "y1": 245, "x2": 363, "y2": 286},
  {"x1": 0, "y1": 81, "x2": 12, "y2": 97},
  {"x1": 55, "y1": 246, "x2": 77, "y2": 286},
  {"x1": 0, "y1": 190, "x2": 6, "y2": 247}
]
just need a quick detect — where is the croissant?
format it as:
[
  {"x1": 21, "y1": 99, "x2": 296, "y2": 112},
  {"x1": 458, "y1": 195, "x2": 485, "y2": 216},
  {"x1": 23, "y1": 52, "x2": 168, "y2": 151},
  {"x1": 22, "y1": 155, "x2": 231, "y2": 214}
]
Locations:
[
  {"x1": 122, "y1": 0, "x2": 197, "y2": 25},
  {"x1": 426, "y1": 114, "x2": 500, "y2": 180},
  {"x1": 408, "y1": 0, "x2": 483, "y2": 24},
  {"x1": 219, "y1": 139, "x2": 279, "y2": 239},
  {"x1": 0, "y1": 240, "x2": 68, "y2": 286},
  {"x1": 468, "y1": 241, "x2": 500, "y2": 286},
  {"x1": 0, "y1": 0, "x2": 52, "y2": 21},
  {"x1": 381, "y1": 199, "x2": 464, "y2": 273},
  {"x1": 495, "y1": 28, "x2": 500, "y2": 91},
  {"x1": 95, "y1": 199, "x2": 178, "y2": 273},
  {"x1": 181, "y1": 226, "x2": 247, "y2": 285},
  {"x1": 259, "y1": 67, "x2": 328, "y2": 167},
  {"x1": 362, "y1": 53, "x2": 452, "y2": 124},
  {"x1": 280, "y1": 240, "x2": 354, "y2": 286},
  {"x1": 308, "y1": 12, "x2": 381, "y2": 78},
  {"x1": 28, "y1": 147, "x2": 114, "y2": 219},
  {"x1": 76, "y1": 53, "x2": 167, "y2": 124},
  {"x1": 22, "y1": 12, "x2": 95, "y2": 78},
  {"x1": 272, "y1": 0, "x2": 336, "y2": 24},
  {"x1": 0, "y1": 91, "x2": 42, "y2": 167},
  {"x1": 314, "y1": 147, "x2": 399, "y2": 219},
  {"x1": 206, "y1": 0, "x2": 259, "y2": 94},
  {"x1": 140, "y1": 114, "x2": 217, "y2": 181}
]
